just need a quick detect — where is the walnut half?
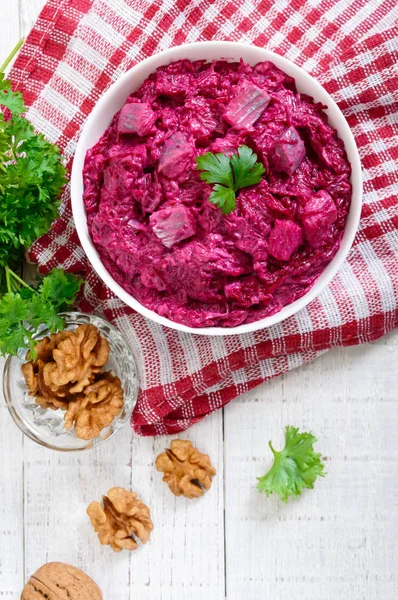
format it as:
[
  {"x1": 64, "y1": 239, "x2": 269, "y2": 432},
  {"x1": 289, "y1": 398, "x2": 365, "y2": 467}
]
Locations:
[
  {"x1": 155, "y1": 439, "x2": 216, "y2": 499},
  {"x1": 87, "y1": 487, "x2": 154, "y2": 552}
]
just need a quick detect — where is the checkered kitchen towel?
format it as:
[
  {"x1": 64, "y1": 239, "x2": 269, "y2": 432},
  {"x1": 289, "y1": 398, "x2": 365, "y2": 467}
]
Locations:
[{"x1": 9, "y1": 0, "x2": 398, "y2": 435}]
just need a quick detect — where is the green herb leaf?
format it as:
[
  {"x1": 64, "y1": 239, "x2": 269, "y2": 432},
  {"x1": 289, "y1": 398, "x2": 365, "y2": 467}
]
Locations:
[
  {"x1": 0, "y1": 39, "x2": 24, "y2": 74},
  {"x1": 0, "y1": 268, "x2": 83, "y2": 358},
  {"x1": 0, "y1": 42, "x2": 67, "y2": 292},
  {"x1": 4, "y1": 114, "x2": 35, "y2": 147},
  {"x1": 231, "y1": 145, "x2": 265, "y2": 189},
  {"x1": 0, "y1": 292, "x2": 29, "y2": 322},
  {"x1": 257, "y1": 426, "x2": 326, "y2": 503},
  {"x1": 209, "y1": 184, "x2": 236, "y2": 214},
  {"x1": 0, "y1": 320, "x2": 30, "y2": 357},
  {"x1": 196, "y1": 151, "x2": 234, "y2": 188},
  {"x1": 0, "y1": 74, "x2": 25, "y2": 115},
  {"x1": 39, "y1": 268, "x2": 83, "y2": 310},
  {"x1": 196, "y1": 145, "x2": 264, "y2": 214}
]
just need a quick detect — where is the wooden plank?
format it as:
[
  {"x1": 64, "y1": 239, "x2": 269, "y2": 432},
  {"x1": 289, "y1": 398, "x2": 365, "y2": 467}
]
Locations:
[
  {"x1": 129, "y1": 411, "x2": 225, "y2": 600},
  {"x1": 20, "y1": 0, "x2": 47, "y2": 33},
  {"x1": 0, "y1": 359, "x2": 25, "y2": 597},
  {"x1": 223, "y1": 330, "x2": 398, "y2": 600},
  {"x1": 0, "y1": 2, "x2": 21, "y2": 69},
  {"x1": 23, "y1": 426, "x2": 133, "y2": 597},
  {"x1": 0, "y1": 4, "x2": 24, "y2": 596},
  {"x1": 22, "y1": 410, "x2": 224, "y2": 598}
]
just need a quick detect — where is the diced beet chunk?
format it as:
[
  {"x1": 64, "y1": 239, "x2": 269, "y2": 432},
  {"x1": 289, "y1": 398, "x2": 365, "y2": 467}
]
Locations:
[
  {"x1": 268, "y1": 219, "x2": 303, "y2": 261},
  {"x1": 117, "y1": 102, "x2": 156, "y2": 136},
  {"x1": 301, "y1": 190, "x2": 337, "y2": 247},
  {"x1": 223, "y1": 82, "x2": 270, "y2": 130},
  {"x1": 155, "y1": 71, "x2": 192, "y2": 96},
  {"x1": 158, "y1": 132, "x2": 194, "y2": 178},
  {"x1": 150, "y1": 205, "x2": 196, "y2": 248},
  {"x1": 271, "y1": 126, "x2": 305, "y2": 175},
  {"x1": 225, "y1": 276, "x2": 269, "y2": 308}
]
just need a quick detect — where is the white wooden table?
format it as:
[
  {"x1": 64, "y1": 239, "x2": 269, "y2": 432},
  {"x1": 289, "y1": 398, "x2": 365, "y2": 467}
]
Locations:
[{"x1": 1, "y1": 3, "x2": 398, "y2": 599}]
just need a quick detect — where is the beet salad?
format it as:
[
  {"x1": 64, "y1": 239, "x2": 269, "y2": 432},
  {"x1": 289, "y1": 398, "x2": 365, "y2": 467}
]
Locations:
[{"x1": 83, "y1": 59, "x2": 352, "y2": 328}]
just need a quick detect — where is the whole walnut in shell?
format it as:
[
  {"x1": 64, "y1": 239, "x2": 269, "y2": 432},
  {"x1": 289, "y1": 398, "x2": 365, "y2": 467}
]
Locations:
[
  {"x1": 156, "y1": 439, "x2": 216, "y2": 499},
  {"x1": 21, "y1": 562, "x2": 102, "y2": 600},
  {"x1": 87, "y1": 487, "x2": 154, "y2": 552}
]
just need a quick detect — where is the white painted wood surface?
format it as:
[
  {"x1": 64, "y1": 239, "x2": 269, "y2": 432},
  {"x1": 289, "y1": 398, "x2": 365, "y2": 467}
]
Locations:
[{"x1": 0, "y1": 3, "x2": 397, "y2": 599}]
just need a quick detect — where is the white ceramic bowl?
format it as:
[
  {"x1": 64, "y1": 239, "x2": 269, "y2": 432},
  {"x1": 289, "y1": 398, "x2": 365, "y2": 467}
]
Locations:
[{"x1": 71, "y1": 41, "x2": 362, "y2": 336}]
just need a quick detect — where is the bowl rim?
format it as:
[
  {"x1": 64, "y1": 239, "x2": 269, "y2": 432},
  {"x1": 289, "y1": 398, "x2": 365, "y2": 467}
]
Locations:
[{"x1": 71, "y1": 40, "x2": 362, "y2": 336}]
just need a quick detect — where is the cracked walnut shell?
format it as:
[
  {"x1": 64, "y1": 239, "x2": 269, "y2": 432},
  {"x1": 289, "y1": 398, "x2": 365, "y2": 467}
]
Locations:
[
  {"x1": 87, "y1": 487, "x2": 154, "y2": 552},
  {"x1": 21, "y1": 561, "x2": 102, "y2": 600},
  {"x1": 156, "y1": 439, "x2": 216, "y2": 499}
]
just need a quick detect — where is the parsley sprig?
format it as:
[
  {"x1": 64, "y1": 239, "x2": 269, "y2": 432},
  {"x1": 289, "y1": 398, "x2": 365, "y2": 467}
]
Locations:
[
  {"x1": 196, "y1": 145, "x2": 265, "y2": 214},
  {"x1": 0, "y1": 41, "x2": 67, "y2": 293},
  {"x1": 0, "y1": 267, "x2": 83, "y2": 358},
  {"x1": 257, "y1": 426, "x2": 326, "y2": 502}
]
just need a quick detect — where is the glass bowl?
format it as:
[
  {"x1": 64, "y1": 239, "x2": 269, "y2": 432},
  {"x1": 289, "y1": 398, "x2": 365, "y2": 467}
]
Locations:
[{"x1": 2, "y1": 312, "x2": 139, "y2": 451}]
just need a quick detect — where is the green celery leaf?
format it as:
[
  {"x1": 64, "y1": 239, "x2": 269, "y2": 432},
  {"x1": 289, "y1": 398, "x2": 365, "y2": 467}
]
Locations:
[
  {"x1": 18, "y1": 286, "x2": 36, "y2": 301},
  {"x1": 0, "y1": 317, "x2": 10, "y2": 336},
  {"x1": 27, "y1": 295, "x2": 55, "y2": 328},
  {"x1": 0, "y1": 124, "x2": 10, "y2": 159},
  {"x1": 0, "y1": 70, "x2": 67, "y2": 282}
]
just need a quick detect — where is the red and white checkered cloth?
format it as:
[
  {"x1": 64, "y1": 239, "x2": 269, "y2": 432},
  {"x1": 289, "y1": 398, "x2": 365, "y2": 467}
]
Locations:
[{"x1": 9, "y1": 0, "x2": 398, "y2": 435}]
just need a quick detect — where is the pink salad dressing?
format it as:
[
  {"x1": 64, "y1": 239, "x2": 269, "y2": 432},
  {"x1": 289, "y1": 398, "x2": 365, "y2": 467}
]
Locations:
[{"x1": 83, "y1": 59, "x2": 352, "y2": 328}]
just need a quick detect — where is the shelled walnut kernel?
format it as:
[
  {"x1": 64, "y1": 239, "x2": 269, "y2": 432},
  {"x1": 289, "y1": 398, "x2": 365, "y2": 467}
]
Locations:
[
  {"x1": 64, "y1": 373, "x2": 124, "y2": 440},
  {"x1": 21, "y1": 324, "x2": 124, "y2": 440},
  {"x1": 87, "y1": 487, "x2": 154, "y2": 552},
  {"x1": 156, "y1": 439, "x2": 216, "y2": 498}
]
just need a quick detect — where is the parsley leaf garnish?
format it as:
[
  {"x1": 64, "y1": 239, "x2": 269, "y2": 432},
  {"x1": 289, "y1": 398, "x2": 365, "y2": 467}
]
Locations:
[
  {"x1": 196, "y1": 151, "x2": 234, "y2": 187},
  {"x1": 0, "y1": 267, "x2": 83, "y2": 358},
  {"x1": 0, "y1": 75, "x2": 25, "y2": 115},
  {"x1": 210, "y1": 184, "x2": 236, "y2": 214},
  {"x1": 257, "y1": 426, "x2": 326, "y2": 503},
  {"x1": 230, "y1": 145, "x2": 265, "y2": 188},
  {"x1": 0, "y1": 41, "x2": 67, "y2": 293},
  {"x1": 196, "y1": 145, "x2": 265, "y2": 214}
]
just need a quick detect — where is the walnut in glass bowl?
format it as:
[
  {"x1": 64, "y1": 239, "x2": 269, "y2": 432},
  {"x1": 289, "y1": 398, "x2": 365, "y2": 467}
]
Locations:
[{"x1": 3, "y1": 312, "x2": 139, "y2": 451}]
